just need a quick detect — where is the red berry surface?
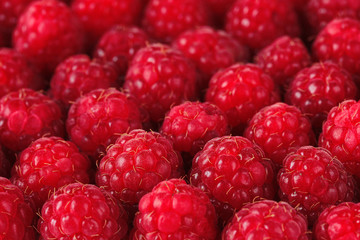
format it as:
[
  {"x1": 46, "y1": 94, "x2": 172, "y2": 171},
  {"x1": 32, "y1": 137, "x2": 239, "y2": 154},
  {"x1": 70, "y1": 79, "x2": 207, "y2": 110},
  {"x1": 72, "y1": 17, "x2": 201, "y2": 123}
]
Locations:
[
  {"x1": 254, "y1": 36, "x2": 311, "y2": 86},
  {"x1": 11, "y1": 136, "x2": 91, "y2": 209},
  {"x1": 0, "y1": 88, "x2": 64, "y2": 152},
  {"x1": 278, "y1": 146, "x2": 354, "y2": 225},
  {"x1": 190, "y1": 136, "x2": 275, "y2": 223},
  {"x1": 49, "y1": 54, "x2": 119, "y2": 107},
  {"x1": 313, "y1": 18, "x2": 360, "y2": 81},
  {"x1": 133, "y1": 179, "x2": 218, "y2": 240},
  {"x1": 222, "y1": 200, "x2": 309, "y2": 240},
  {"x1": 225, "y1": 0, "x2": 301, "y2": 51},
  {"x1": 244, "y1": 102, "x2": 315, "y2": 166},
  {"x1": 66, "y1": 88, "x2": 142, "y2": 159},
  {"x1": 93, "y1": 25, "x2": 149, "y2": 77},
  {"x1": 71, "y1": 0, "x2": 142, "y2": 47},
  {"x1": 124, "y1": 43, "x2": 198, "y2": 123},
  {"x1": 173, "y1": 26, "x2": 249, "y2": 89},
  {"x1": 205, "y1": 63, "x2": 280, "y2": 135},
  {"x1": 38, "y1": 183, "x2": 128, "y2": 239},
  {"x1": 0, "y1": 177, "x2": 35, "y2": 239},
  {"x1": 0, "y1": 48, "x2": 44, "y2": 98},
  {"x1": 142, "y1": 0, "x2": 212, "y2": 43},
  {"x1": 318, "y1": 99, "x2": 360, "y2": 179},
  {"x1": 96, "y1": 129, "x2": 183, "y2": 205},
  {"x1": 13, "y1": 0, "x2": 84, "y2": 77},
  {"x1": 161, "y1": 101, "x2": 229, "y2": 157},
  {"x1": 286, "y1": 61, "x2": 358, "y2": 131},
  {"x1": 314, "y1": 202, "x2": 360, "y2": 239}
]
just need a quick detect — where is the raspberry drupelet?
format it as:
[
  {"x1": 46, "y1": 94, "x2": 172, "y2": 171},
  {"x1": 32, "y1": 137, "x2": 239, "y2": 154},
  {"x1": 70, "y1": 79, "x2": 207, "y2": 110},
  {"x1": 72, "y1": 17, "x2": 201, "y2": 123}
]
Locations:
[
  {"x1": 190, "y1": 135, "x2": 275, "y2": 223},
  {"x1": 278, "y1": 146, "x2": 354, "y2": 225},
  {"x1": 222, "y1": 200, "x2": 309, "y2": 240},
  {"x1": 286, "y1": 61, "x2": 358, "y2": 132},
  {"x1": 66, "y1": 88, "x2": 143, "y2": 160},
  {"x1": 38, "y1": 183, "x2": 128, "y2": 239},
  {"x1": 0, "y1": 88, "x2": 64, "y2": 152},
  {"x1": 124, "y1": 43, "x2": 198, "y2": 123},
  {"x1": 93, "y1": 25, "x2": 149, "y2": 77},
  {"x1": 244, "y1": 102, "x2": 315, "y2": 167},
  {"x1": 13, "y1": 0, "x2": 85, "y2": 77},
  {"x1": 11, "y1": 136, "x2": 91, "y2": 210},
  {"x1": 49, "y1": 54, "x2": 119, "y2": 108},
  {"x1": 0, "y1": 177, "x2": 36, "y2": 239},
  {"x1": 132, "y1": 179, "x2": 219, "y2": 240},
  {"x1": 205, "y1": 63, "x2": 280, "y2": 135}
]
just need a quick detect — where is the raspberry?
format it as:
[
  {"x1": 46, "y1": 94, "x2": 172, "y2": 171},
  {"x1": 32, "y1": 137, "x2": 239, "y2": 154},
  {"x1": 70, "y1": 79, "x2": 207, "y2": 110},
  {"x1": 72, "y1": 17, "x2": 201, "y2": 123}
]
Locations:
[
  {"x1": 205, "y1": 63, "x2": 280, "y2": 135},
  {"x1": 124, "y1": 43, "x2": 198, "y2": 123},
  {"x1": 0, "y1": 48, "x2": 45, "y2": 98},
  {"x1": 160, "y1": 101, "x2": 229, "y2": 160},
  {"x1": 0, "y1": 88, "x2": 64, "y2": 152},
  {"x1": 133, "y1": 179, "x2": 218, "y2": 239},
  {"x1": 314, "y1": 202, "x2": 360, "y2": 239},
  {"x1": 254, "y1": 36, "x2": 311, "y2": 86},
  {"x1": 278, "y1": 146, "x2": 355, "y2": 225},
  {"x1": 66, "y1": 88, "x2": 143, "y2": 160},
  {"x1": 318, "y1": 99, "x2": 360, "y2": 179},
  {"x1": 222, "y1": 200, "x2": 309, "y2": 240},
  {"x1": 71, "y1": 0, "x2": 142, "y2": 47},
  {"x1": 38, "y1": 183, "x2": 128, "y2": 239},
  {"x1": 13, "y1": 0, "x2": 85, "y2": 77},
  {"x1": 190, "y1": 136, "x2": 275, "y2": 223},
  {"x1": 142, "y1": 0, "x2": 212, "y2": 43},
  {"x1": 93, "y1": 25, "x2": 149, "y2": 77},
  {"x1": 0, "y1": 177, "x2": 36, "y2": 239},
  {"x1": 286, "y1": 61, "x2": 358, "y2": 131},
  {"x1": 96, "y1": 129, "x2": 183, "y2": 205},
  {"x1": 313, "y1": 18, "x2": 360, "y2": 82},
  {"x1": 11, "y1": 136, "x2": 91, "y2": 209},
  {"x1": 225, "y1": 0, "x2": 301, "y2": 51},
  {"x1": 172, "y1": 26, "x2": 249, "y2": 89},
  {"x1": 244, "y1": 103, "x2": 315, "y2": 166},
  {"x1": 305, "y1": 0, "x2": 360, "y2": 34},
  {"x1": 49, "y1": 54, "x2": 119, "y2": 108}
]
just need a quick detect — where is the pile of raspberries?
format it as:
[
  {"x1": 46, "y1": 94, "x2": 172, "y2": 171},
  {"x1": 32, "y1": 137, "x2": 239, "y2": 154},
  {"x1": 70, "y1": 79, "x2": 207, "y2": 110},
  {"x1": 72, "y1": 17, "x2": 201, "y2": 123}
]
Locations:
[{"x1": 1, "y1": 0, "x2": 360, "y2": 239}]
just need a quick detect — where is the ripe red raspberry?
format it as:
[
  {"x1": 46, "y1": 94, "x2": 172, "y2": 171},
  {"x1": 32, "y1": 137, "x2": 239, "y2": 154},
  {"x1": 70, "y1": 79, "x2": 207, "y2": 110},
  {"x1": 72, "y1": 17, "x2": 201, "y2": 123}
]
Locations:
[
  {"x1": 319, "y1": 99, "x2": 360, "y2": 179},
  {"x1": 13, "y1": 0, "x2": 85, "y2": 77},
  {"x1": 71, "y1": 0, "x2": 142, "y2": 47},
  {"x1": 124, "y1": 43, "x2": 198, "y2": 123},
  {"x1": 93, "y1": 25, "x2": 149, "y2": 77},
  {"x1": 278, "y1": 146, "x2": 355, "y2": 225},
  {"x1": 313, "y1": 18, "x2": 360, "y2": 81},
  {"x1": 0, "y1": 88, "x2": 64, "y2": 152},
  {"x1": 38, "y1": 183, "x2": 128, "y2": 239},
  {"x1": 173, "y1": 26, "x2": 249, "y2": 89},
  {"x1": 49, "y1": 54, "x2": 119, "y2": 108},
  {"x1": 0, "y1": 177, "x2": 36, "y2": 239},
  {"x1": 254, "y1": 36, "x2": 311, "y2": 86},
  {"x1": 11, "y1": 136, "x2": 91, "y2": 209},
  {"x1": 133, "y1": 179, "x2": 218, "y2": 239},
  {"x1": 96, "y1": 129, "x2": 183, "y2": 205},
  {"x1": 286, "y1": 61, "x2": 358, "y2": 131},
  {"x1": 314, "y1": 202, "x2": 360, "y2": 239},
  {"x1": 142, "y1": 0, "x2": 212, "y2": 43},
  {"x1": 66, "y1": 88, "x2": 143, "y2": 160},
  {"x1": 205, "y1": 63, "x2": 280, "y2": 135},
  {"x1": 222, "y1": 200, "x2": 309, "y2": 240},
  {"x1": 190, "y1": 136, "x2": 275, "y2": 223},
  {"x1": 0, "y1": 48, "x2": 45, "y2": 98},
  {"x1": 244, "y1": 103, "x2": 315, "y2": 166},
  {"x1": 225, "y1": 0, "x2": 301, "y2": 51},
  {"x1": 160, "y1": 101, "x2": 230, "y2": 160},
  {"x1": 305, "y1": 0, "x2": 360, "y2": 35}
]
